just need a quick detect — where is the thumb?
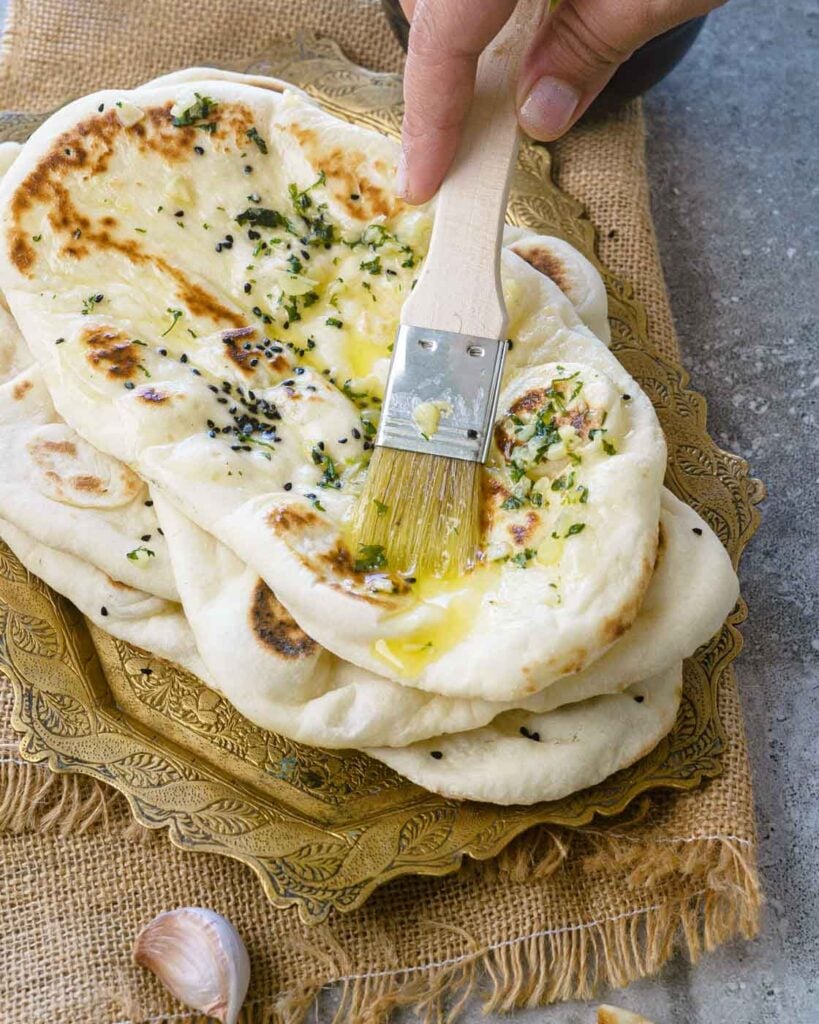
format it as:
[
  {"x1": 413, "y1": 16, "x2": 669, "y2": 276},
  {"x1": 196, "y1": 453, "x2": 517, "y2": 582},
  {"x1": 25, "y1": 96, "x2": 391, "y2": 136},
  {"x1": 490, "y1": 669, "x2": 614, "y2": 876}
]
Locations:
[{"x1": 516, "y1": 0, "x2": 712, "y2": 140}]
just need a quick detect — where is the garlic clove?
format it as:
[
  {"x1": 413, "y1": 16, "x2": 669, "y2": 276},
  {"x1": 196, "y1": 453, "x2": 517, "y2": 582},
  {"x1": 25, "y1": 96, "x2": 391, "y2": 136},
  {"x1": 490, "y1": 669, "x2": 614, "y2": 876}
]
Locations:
[{"x1": 134, "y1": 907, "x2": 250, "y2": 1024}]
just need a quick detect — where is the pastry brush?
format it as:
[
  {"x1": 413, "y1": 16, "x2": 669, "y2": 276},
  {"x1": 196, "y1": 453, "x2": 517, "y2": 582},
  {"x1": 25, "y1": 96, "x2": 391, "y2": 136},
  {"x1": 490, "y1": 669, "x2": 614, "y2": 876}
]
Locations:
[{"x1": 354, "y1": 0, "x2": 537, "y2": 578}]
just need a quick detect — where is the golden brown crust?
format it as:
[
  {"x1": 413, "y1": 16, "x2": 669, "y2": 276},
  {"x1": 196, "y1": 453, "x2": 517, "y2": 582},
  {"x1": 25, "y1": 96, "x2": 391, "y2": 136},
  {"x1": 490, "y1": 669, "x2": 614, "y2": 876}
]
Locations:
[
  {"x1": 283, "y1": 122, "x2": 404, "y2": 222},
  {"x1": 83, "y1": 327, "x2": 139, "y2": 380},
  {"x1": 11, "y1": 378, "x2": 33, "y2": 401},
  {"x1": 8, "y1": 105, "x2": 246, "y2": 328}
]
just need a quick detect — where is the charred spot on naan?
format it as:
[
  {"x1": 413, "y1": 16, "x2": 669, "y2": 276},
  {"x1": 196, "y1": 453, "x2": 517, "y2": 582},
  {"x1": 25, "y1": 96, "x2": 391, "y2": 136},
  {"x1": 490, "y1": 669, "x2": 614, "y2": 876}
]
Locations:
[
  {"x1": 267, "y1": 504, "x2": 407, "y2": 605},
  {"x1": 250, "y1": 580, "x2": 318, "y2": 659},
  {"x1": 284, "y1": 123, "x2": 404, "y2": 222},
  {"x1": 83, "y1": 327, "x2": 140, "y2": 379},
  {"x1": 510, "y1": 243, "x2": 571, "y2": 294}
]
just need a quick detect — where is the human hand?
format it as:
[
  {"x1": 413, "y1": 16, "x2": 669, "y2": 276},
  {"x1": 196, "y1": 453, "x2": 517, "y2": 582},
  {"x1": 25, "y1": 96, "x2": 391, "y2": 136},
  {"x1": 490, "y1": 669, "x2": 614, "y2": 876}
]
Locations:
[{"x1": 397, "y1": 0, "x2": 726, "y2": 203}]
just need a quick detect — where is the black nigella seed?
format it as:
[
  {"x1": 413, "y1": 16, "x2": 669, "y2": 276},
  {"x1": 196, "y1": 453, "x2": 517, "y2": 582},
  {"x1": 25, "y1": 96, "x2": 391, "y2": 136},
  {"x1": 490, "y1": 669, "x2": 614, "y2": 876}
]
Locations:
[
  {"x1": 222, "y1": 240, "x2": 233, "y2": 250},
  {"x1": 338, "y1": 437, "x2": 348, "y2": 444},
  {"x1": 174, "y1": 210, "x2": 184, "y2": 218},
  {"x1": 295, "y1": 366, "x2": 305, "y2": 375},
  {"x1": 622, "y1": 393, "x2": 632, "y2": 401},
  {"x1": 157, "y1": 528, "x2": 164, "y2": 536},
  {"x1": 217, "y1": 397, "x2": 228, "y2": 404},
  {"x1": 634, "y1": 695, "x2": 645, "y2": 703},
  {"x1": 301, "y1": 249, "x2": 309, "y2": 260},
  {"x1": 317, "y1": 441, "x2": 325, "y2": 451},
  {"x1": 247, "y1": 229, "x2": 260, "y2": 240},
  {"x1": 299, "y1": 236, "x2": 308, "y2": 246},
  {"x1": 244, "y1": 282, "x2": 252, "y2": 294},
  {"x1": 55, "y1": 338, "x2": 65, "y2": 345},
  {"x1": 252, "y1": 306, "x2": 263, "y2": 317},
  {"x1": 243, "y1": 343, "x2": 252, "y2": 351},
  {"x1": 208, "y1": 384, "x2": 219, "y2": 393},
  {"x1": 144, "y1": 500, "x2": 154, "y2": 507},
  {"x1": 519, "y1": 726, "x2": 530, "y2": 738},
  {"x1": 530, "y1": 732, "x2": 541, "y2": 742},
  {"x1": 249, "y1": 359, "x2": 258, "y2": 367},
  {"x1": 180, "y1": 353, "x2": 188, "y2": 363},
  {"x1": 194, "y1": 145, "x2": 205, "y2": 155},
  {"x1": 352, "y1": 428, "x2": 361, "y2": 439},
  {"x1": 305, "y1": 492, "x2": 316, "y2": 500},
  {"x1": 97, "y1": 103, "x2": 105, "y2": 112},
  {"x1": 100, "y1": 606, "x2": 108, "y2": 617},
  {"x1": 140, "y1": 667, "x2": 152, "y2": 675},
  {"x1": 231, "y1": 445, "x2": 241, "y2": 451},
  {"x1": 207, "y1": 419, "x2": 215, "y2": 428},
  {"x1": 248, "y1": 193, "x2": 261, "y2": 203},
  {"x1": 94, "y1": 293, "x2": 104, "y2": 302},
  {"x1": 350, "y1": 192, "x2": 360, "y2": 201},
  {"x1": 248, "y1": 390, "x2": 256, "y2": 401},
  {"x1": 192, "y1": 368, "x2": 201, "y2": 376},
  {"x1": 225, "y1": 234, "x2": 233, "y2": 243},
  {"x1": 284, "y1": 482, "x2": 293, "y2": 491},
  {"x1": 244, "y1": 164, "x2": 253, "y2": 174},
  {"x1": 283, "y1": 379, "x2": 294, "y2": 386},
  {"x1": 406, "y1": 576, "x2": 417, "y2": 584},
  {"x1": 430, "y1": 751, "x2": 443, "y2": 760},
  {"x1": 363, "y1": 441, "x2": 373, "y2": 451},
  {"x1": 692, "y1": 527, "x2": 703, "y2": 535},
  {"x1": 141, "y1": 534, "x2": 151, "y2": 542},
  {"x1": 208, "y1": 429, "x2": 217, "y2": 438},
  {"x1": 215, "y1": 243, "x2": 223, "y2": 252},
  {"x1": 306, "y1": 385, "x2": 317, "y2": 393},
  {"x1": 124, "y1": 382, "x2": 135, "y2": 390},
  {"x1": 158, "y1": 347, "x2": 167, "y2": 356},
  {"x1": 222, "y1": 426, "x2": 231, "y2": 433}
]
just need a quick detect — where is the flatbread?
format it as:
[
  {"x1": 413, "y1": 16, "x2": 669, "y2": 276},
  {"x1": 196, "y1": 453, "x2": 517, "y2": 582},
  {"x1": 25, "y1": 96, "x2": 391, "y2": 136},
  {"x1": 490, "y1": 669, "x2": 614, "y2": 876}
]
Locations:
[
  {"x1": 365, "y1": 664, "x2": 682, "y2": 805},
  {"x1": 0, "y1": 74, "x2": 667, "y2": 701},
  {"x1": 0, "y1": 517, "x2": 207, "y2": 680}
]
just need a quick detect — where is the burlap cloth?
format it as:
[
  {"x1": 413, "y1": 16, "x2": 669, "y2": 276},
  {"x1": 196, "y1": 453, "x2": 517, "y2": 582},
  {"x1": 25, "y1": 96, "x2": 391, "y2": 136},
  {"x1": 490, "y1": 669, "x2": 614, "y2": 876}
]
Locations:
[{"x1": 0, "y1": 2, "x2": 760, "y2": 1022}]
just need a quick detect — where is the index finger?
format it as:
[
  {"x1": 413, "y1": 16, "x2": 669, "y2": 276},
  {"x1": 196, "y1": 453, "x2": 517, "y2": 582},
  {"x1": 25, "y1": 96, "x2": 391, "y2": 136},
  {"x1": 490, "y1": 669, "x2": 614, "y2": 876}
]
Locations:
[{"x1": 400, "y1": 0, "x2": 517, "y2": 204}]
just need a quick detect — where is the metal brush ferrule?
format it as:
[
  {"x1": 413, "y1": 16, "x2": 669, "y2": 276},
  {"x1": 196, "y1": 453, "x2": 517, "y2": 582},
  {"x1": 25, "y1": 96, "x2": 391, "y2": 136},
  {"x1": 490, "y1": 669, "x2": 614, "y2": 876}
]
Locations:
[{"x1": 375, "y1": 325, "x2": 508, "y2": 463}]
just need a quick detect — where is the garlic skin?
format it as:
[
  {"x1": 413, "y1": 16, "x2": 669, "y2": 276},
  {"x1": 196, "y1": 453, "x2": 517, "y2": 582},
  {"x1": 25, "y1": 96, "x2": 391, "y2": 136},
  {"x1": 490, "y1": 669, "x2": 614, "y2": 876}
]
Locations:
[{"x1": 134, "y1": 907, "x2": 250, "y2": 1024}]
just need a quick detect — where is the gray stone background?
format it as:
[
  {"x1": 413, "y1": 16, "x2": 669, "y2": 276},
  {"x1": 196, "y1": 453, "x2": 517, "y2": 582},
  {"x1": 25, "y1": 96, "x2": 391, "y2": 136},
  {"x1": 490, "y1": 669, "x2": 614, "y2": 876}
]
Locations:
[{"x1": 0, "y1": 0, "x2": 815, "y2": 1022}]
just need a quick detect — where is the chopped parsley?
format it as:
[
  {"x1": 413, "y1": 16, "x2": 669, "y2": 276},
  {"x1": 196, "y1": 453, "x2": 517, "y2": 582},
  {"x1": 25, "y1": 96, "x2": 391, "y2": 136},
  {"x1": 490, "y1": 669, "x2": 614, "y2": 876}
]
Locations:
[
  {"x1": 126, "y1": 546, "x2": 155, "y2": 562},
  {"x1": 172, "y1": 93, "x2": 218, "y2": 129},
  {"x1": 246, "y1": 126, "x2": 268, "y2": 153},
  {"x1": 602, "y1": 438, "x2": 617, "y2": 455},
  {"x1": 81, "y1": 293, "x2": 104, "y2": 315},
  {"x1": 311, "y1": 445, "x2": 341, "y2": 489},
  {"x1": 161, "y1": 308, "x2": 183, "y2": 336},
  {"x1": 511, "y1": 548, "x2": 537, "y2": 568},
  {"x1": 552, "y1": 523, "x2": 586, "y2": 539},
  {"x1": 236, "y1": 206, "x2": 291, "y2": 230},
  {"x1": 354, "y1": 544, "x2": 387, "y2": 572},
  {"x1": 501, "y1": 495, "x2": 525, "y2": 511},
  {"x1": 373, "y1": 499, "x2": 389, "y2": 516},
  {"x1": 360, "y1": 255, "x2": 382, "y2": 275},
  {"x1": 326, "y1": 317, "x2": 343, "y2": 328}
]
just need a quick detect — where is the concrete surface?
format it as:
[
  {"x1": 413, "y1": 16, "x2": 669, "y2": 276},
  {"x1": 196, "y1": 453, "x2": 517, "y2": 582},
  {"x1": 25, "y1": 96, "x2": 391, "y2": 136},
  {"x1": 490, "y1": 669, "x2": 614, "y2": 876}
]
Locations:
[{"x1": 0, "y1": 1, "x2": 815, "y2": 1022}]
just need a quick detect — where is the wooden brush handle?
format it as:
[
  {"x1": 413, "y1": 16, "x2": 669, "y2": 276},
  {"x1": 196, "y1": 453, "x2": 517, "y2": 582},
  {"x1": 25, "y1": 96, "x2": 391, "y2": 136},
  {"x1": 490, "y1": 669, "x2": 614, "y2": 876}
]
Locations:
[{"x1": 400, "y1": 0, "x2": 542, "y2": 339}]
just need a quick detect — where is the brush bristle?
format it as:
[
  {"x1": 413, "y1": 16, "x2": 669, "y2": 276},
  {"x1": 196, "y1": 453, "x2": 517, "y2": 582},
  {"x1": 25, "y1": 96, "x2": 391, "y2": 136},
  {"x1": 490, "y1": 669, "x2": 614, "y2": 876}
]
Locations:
[{"x1": 353, "y1": 448, "x2": 481, "y2": 577}]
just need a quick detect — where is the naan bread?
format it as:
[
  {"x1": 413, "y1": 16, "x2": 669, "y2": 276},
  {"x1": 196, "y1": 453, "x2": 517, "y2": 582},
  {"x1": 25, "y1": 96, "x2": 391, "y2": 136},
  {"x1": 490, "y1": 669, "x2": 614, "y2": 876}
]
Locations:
[
  {"x1": 150, "y1": 490, "x2": 516, "y2": 747},
  {"x1": 0, "y1": 517, "x2": 206, "y2": 679},
  {"x1": 0, "y1": 75, "x2": 666, "y2": 702},
  {"x1": 0, "y1": 362, "x2": 179, "y2": 599},
  {"x1": 365, "y1": 664, "x2": 682, "y2": 805},
  {"x1": 503, "y1": 227, "x2": 611, "y2": 344}
]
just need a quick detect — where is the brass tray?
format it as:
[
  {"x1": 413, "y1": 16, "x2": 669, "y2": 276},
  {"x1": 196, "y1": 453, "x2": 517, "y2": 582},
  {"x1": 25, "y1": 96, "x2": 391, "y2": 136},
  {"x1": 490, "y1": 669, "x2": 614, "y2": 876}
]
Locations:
[{"x1": 0, "y1": 36, "x2": 762, "y2": 923}]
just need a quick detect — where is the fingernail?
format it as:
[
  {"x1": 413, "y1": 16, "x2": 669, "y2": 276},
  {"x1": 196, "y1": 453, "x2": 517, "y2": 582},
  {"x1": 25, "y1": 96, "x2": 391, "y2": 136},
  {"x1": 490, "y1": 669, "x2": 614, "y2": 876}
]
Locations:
[
  {"x1": 396, "y1": 150, "x2": 409, "y2": 200},
  {"x1": 518, "y1": 76, "x2": 581, "y2": 140}
]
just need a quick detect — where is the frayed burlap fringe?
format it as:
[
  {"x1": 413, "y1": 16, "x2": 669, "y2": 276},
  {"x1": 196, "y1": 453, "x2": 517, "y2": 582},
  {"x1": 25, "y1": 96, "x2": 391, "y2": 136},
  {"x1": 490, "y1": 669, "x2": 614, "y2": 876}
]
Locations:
[
  {"x1": 97, "y1": 834, "x2": 758, "y2": 1024},
  {"x1": 0, "y1": 759, "x2": 119, "y2": 835}
]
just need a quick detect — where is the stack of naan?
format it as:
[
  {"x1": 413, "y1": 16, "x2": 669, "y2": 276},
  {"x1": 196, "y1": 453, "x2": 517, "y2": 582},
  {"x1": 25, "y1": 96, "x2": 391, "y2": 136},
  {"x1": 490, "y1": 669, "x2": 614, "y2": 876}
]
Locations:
[{"x1": 0, "y1": 70, "x2": 738, "y2": 805}]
